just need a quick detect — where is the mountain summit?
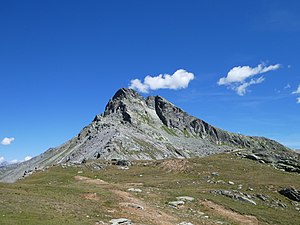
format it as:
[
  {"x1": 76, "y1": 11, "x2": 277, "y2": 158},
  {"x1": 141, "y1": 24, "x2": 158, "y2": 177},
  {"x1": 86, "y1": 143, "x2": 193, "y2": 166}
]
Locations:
[{"x1": 0, "y1": 88, "x2": 295, "y2": 182}]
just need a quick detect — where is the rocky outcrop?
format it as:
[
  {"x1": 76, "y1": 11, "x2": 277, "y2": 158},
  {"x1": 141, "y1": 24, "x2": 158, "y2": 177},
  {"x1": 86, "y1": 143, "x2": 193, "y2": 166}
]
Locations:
[
  {"x1": 154, "y1": 95, "x2": 287, "y2": 150},
  {"x1": 211, "y1": 190, "x2": 257, "y2": 205},
  {"x1": 279, "y1": 187, "x2": 300, "y2": 202},
  {"x1": 0, "y1": 88, "x2": 293, "y2": 183},
  {"x1": 237, "y1": 148, "x2": 300, "y2": 173}
]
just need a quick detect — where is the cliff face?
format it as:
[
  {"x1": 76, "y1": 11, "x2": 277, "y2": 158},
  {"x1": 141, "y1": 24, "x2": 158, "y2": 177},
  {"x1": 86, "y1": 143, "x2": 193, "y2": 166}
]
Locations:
[{"x1": 0, "y1": 88, "x2": 293, "y2": 183}]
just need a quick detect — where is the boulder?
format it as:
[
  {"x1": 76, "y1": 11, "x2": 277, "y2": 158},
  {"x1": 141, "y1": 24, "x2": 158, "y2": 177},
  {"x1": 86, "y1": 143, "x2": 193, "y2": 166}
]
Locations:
[
  {"x1": 168, "y1": 200, "x2": 185, "y2": 208},
  {"x1": 279, "y1": 187, "x2": 300, "y2": 202},
  {"x1": 110, "y1": 218, "x2": 132, "y2": 225},
  {"x1": 176, "y1": 196, "x2": 195, "y2": 202},
  {"x1": 127, "y1": 188, "x2": 142, "y2": 193},
  {"x1": 211, "y1": 190, "x2": 256, "y2": 205}
]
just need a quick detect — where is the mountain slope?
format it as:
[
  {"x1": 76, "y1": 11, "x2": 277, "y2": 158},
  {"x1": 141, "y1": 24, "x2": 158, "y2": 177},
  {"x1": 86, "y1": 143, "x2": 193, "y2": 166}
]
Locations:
[
  {"x1": 0, "y1": 88, "x2": 295, "y2": 183},
  {"x1": 1, "y1": 153, "x2": 300, "y2": 225}
]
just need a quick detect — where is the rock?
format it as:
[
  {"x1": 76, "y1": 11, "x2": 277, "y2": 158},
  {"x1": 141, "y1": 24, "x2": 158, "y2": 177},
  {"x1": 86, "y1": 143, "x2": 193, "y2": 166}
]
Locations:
[
  {"x1": 127, "y1": 188, "x2": 142, "y2": 193},
  {"x1": 176, "y1": 196, "x2": 195, "y2": 202},
  {"x1": 211, "y1": 172, "x2": 219, "y2": 176},
  {"x1": 109, "y1": 218, "x2": 132, "y2": 225},
  {"x1": 228, "y1": 181, "x2": 234, "y2": 185},
  {"x1": 237, "y1": 196, "x2": 257, "y2": 205},
  {"x1": 277, "y1": 163, "x2": 299, "y2": 172},
  {"x1": 178, "y1": 222, "x2": 194, "y2": 225},
  {"x1": 279, "y1": 187, "x2": 300, "y2": 202},
  {"x1": 216, "y1": 180, "x2": 226, "y2": 184},
  {"x1": 197, "y1": 211, "x2": 205, "y2": 216},
  {"x1": 269, "y1": 199, "x2": 287, "y2": 208},
  {"x1": 239, "y1": 148, "x2": 300, "y2": 174},
  {"x1": 211, "y1": 190, "x2": 256, "y2": 205},
  {"x1": 117, "y1": 160, "x2": 131, "y2": 166},
  {"x1": 120, "y1": 202, "x2": 144, "y2": 210},
  {"x1": 245, "y1": 154, "x2": 261, "y2": 161},
  {"x1": 118, "y1": 166, "x2": 129, "y2": 170},
  {"x1": 168, "y1": 200, "x2": 185, "y2": 208},
  {"x1": 256, "y1": 194, "x2": 269, "y2": 201}
]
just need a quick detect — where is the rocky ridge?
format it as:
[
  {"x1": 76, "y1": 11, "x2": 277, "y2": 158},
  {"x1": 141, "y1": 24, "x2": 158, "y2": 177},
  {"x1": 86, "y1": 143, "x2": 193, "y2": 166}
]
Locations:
[{"x1": 0, "y1": 88, "x2": 296, "y2": 183}]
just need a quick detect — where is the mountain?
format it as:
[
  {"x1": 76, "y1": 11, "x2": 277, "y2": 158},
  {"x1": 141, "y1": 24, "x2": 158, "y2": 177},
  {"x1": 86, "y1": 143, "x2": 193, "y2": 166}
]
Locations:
[
  {"x1": 0, "y1": 161, "x2": 9, "y2": 168},
  {"x1": 0, "y1": 88, "x2": 297, "y2": 183}
]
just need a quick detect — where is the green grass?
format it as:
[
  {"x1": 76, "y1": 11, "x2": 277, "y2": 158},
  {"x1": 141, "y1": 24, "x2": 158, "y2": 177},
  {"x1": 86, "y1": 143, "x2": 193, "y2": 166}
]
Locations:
[
  {"x1": 161, "y1": 125, "x2": 179, "y2": 136},
  {"x1": 183, "y1": 128, "x2": 191, "y2": 138},
  {"x1": 0, "y1": 153, "x2": 299, "y2": 224}
]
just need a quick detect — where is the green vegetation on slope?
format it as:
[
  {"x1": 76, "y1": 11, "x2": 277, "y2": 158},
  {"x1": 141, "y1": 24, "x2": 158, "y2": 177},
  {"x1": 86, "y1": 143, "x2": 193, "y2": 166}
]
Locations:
[{"x1": 0, "y1": 153, "x2": 299, "y2": 225}]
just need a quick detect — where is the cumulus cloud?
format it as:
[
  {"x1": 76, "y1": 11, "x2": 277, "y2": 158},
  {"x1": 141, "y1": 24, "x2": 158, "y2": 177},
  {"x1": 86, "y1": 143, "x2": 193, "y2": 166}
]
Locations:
[
  {"x1": 292, "y1": 85, "x2": 300, "y2": 103},
  {"x1": 129, "y1": 69, "x2": 195, "y2": 93},
  {"x1": 8, "y1": 156, "x2": 33, "y2": 165},
  {"x1": 235, "y1": 77, "x2": 265, "y2": 96},
  {"x1": 1, "y1": 137, "x2": 15, "y2": 145},
  {"x1": 218, "y1": 63, "x2": 280, "y2": 96},
  {"x1": 0, "y1": 156, "x2": 5, "y2": 164},
  {"x1": 0, "y1": 155, "x2": 32, "y2": 166},
  {"x1": 24, "y1": 156, "x2": 32, "y2": 161}
]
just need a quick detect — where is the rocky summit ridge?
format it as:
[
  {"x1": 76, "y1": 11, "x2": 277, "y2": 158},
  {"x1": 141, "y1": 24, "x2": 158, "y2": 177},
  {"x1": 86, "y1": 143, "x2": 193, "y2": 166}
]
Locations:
[{"x1": 0, "y1": 88, "x2": 298, "y2": 183}]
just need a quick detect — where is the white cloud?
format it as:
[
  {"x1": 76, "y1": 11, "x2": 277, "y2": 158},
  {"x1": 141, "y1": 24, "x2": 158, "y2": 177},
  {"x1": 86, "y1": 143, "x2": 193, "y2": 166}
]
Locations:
[
  {"x1": 24, "y1": 156, "x2": 32, "y2": 161},
  {"x1": 292, "y1": 85, "x2": 300, "y2": 94},
  {"x1": 292, "y1": 85, "x2": 300, "y2": 104},
  {"x1": 9, "y1": 156, "x2": 33, "y2": 165},
  {"x1": 0, "y1": 156, "x2": 5, "y2": 164},
  {"x1": 129, "y1": 79, "x2": 149, "y2": 93},
  {"x1": 0, "y1": 155, "x2": 33, "y2": 165},
  {"x1": 284, "y1": 83, "x2": 291, "y2": 89},
  {"x1": 10, "y1": 159, "x2": 19, "y2": 164},
  {"x1": 129, "y1": 69, "x2": 195, "y2": 93},
  {"x1": 1, "y1": 137, "x2": 15, "y2": 145},
  {"x1": 217, "y1": 63, "x2": 280, "y2": 95},
  {"x1": 235, "y1": 77, "x2": 265, "y2": 96}
]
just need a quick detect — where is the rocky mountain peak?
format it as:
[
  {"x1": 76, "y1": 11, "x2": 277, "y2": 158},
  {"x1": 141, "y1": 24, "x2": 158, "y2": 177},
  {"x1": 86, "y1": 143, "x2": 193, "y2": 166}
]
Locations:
[
  {"x1": 103, "y1": 88, "x2": 177, "y2": 125},
  {"x1": 103, "y1": 88, "x2": 145, "y2": 122},
  {"x1": 1, "y1": 87, "x2": 297, "y2": 183},
  {"x1": 111, "y1": 88, "x2": 142, "y2": 101}
]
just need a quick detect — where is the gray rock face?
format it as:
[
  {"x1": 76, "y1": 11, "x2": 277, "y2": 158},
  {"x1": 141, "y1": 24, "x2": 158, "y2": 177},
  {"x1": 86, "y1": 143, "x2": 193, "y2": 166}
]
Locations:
[
  {"x1": 168, "y1": 200, "x2": 185, "y2": 208},
  {"x1": 176, "y1": 196, "x2": 195, "y2": 202},
  {"x1": 237, "y1": 148, "x2": 300, "y2": 173},
  {"x1": 211, "y1": 190, "x2": 257, "y2": 205},
  {"x1": 110, "y1": 218, "x2": 132, "y2": 225},
  {"x1": 279, "y1": 187, "x2": 300, "y2": 202},
  {"x1": 0, "y1": 88, "x2": 293, "y2": 183}
]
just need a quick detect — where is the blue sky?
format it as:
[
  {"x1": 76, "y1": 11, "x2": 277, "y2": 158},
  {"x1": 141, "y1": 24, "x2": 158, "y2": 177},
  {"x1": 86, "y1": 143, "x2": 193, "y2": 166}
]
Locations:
[{"x1": 1, "y1": 0, "x2": 300, "y2": 162}]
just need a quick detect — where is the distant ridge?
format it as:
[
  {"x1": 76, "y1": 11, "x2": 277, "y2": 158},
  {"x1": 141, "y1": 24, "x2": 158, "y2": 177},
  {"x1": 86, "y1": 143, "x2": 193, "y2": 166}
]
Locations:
[{"x1": 0, "y1": 88, "x2": 297, "y2": 183}]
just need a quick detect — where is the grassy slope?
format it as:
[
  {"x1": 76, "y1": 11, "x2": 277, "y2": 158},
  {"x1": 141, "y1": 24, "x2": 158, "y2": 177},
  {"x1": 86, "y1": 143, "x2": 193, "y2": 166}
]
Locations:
[{"x1": 0, "y1": 153, "x2": 299, "y2": 225}]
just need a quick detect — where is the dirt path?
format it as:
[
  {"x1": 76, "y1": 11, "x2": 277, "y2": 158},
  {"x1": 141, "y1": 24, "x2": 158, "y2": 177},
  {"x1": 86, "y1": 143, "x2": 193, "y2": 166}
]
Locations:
[
  {"x1": 75, "y1": 175, "x2": 178, "y2": 225},
  {"x1": 74, "y1": 175, "x2": 110, "y2": 185},
  {"x1": 200, "y1": 200, "x2": 259, "y2": 225}
]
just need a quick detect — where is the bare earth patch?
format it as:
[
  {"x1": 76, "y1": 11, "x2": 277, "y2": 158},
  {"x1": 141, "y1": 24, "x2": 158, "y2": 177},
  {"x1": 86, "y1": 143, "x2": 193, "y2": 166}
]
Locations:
[
  {"x1": 159, "y1": 159, "x2": 190, "y2": 172},
  {"x1": 81, "y1": 193, "x2": 99, "y2": 201},
  {"x1": 75, "y1": 176, "x2": 178, "y2": 225},
  {"x1": 74, "y1": 175, "x2": 109, "y2": 185},
  {"x1": 200, "y1": 199, "x2": 259, "y2": 225}
]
